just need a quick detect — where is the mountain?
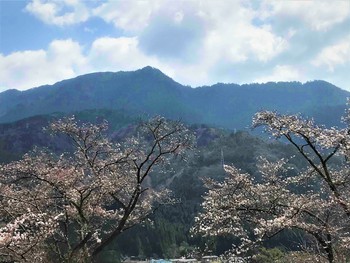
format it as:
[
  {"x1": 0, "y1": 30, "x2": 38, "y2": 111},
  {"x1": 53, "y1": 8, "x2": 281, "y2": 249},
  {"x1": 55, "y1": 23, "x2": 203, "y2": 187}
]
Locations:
[
  {"x1": 0, "y1": 108, "x2": 141, "y2": 163},
  {"x1": 0, "y1": 66, "x2": 348, "y2": 129}
]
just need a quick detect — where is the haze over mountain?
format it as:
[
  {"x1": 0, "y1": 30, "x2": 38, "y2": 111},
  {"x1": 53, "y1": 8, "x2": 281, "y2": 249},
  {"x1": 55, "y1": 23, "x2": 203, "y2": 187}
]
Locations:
[{"x1": 0, "y1": 66, "x2": 348, "y2": 129}]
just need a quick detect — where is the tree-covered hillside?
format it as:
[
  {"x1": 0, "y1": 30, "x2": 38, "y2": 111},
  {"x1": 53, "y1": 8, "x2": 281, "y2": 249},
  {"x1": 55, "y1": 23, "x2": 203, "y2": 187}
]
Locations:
[{"x1": 0, "y1": 67, "x2": 348, "y2": 129}]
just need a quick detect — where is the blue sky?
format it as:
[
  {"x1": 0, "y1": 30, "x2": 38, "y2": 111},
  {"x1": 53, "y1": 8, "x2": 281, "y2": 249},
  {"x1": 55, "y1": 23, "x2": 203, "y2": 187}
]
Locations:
[{"x1": 0, "y1": 0, "x2": 350, "y2": 92}]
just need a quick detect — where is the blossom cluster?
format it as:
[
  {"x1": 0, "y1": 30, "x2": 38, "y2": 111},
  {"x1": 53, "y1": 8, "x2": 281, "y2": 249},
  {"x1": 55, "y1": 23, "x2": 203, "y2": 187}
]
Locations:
[
  {"x1": 0, "y1": 116, "x2": 194, "y2": 262},
  {"x1": 195, "y1": 107, "x2": 350, "y2": 262}
]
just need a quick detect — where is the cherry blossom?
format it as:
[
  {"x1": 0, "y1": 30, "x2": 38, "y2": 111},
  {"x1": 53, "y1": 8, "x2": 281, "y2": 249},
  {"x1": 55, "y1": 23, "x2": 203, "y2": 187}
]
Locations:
[
  {"x1": 0, "y1": 116, "x2": 194, "y2": 262},
  {"x1": 195, "y1": 107, "x2": 350, "y2": 262}
]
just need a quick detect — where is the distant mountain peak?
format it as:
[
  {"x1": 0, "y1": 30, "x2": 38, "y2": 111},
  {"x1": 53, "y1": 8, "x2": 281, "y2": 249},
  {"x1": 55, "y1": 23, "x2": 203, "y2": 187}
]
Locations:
[
  {"x1": 136, "y1": 66, "x2": 175, "y2": 82},
  {"x1": 1, "y1": 89, "x2": 21, "y2": 95},
  {"x1": 139, "y1": 65, "x2": 160, "y2": 72}
]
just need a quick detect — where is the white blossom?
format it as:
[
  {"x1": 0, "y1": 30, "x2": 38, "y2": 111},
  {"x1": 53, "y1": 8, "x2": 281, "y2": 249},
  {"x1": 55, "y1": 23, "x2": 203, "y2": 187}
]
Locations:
[
  {"x1": 0, "y1": 116, "x2": 194, "y2": 262},
  {"x1": 195, "y1": 106, "x2": 350, "y2": 262}
]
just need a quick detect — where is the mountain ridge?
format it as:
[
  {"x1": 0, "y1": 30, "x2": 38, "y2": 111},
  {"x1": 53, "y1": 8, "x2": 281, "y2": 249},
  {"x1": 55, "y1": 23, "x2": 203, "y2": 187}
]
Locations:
[{"x1": 0, "y1": 66, "x2": 348, "y2": 129}]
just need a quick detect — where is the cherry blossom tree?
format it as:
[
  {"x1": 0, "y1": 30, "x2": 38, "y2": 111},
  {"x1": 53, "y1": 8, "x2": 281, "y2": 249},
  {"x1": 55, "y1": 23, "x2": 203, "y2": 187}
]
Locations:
[
  {"x1": 0, "y1": 116, "x2": 194, "y2": 262},
  {"x1": 194, "y1": 107, "x2": 350, "y2": 262}
]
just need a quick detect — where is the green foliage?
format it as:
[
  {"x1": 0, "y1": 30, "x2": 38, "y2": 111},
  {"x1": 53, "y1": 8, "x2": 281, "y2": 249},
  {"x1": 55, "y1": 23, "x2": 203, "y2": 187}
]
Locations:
[
  {"x1": 96, "y1": 250, "x2": 122, "y2": 263},
  {"x1": 252, "y1": 248, "x2": 286, "y2": 263},
  {"x1": 0, "y1": 139, "x2": 20, "y2": 163}
]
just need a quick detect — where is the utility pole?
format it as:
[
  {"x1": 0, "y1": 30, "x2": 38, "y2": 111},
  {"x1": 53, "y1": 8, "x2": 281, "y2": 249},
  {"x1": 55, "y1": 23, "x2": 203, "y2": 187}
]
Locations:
[{"x1": 221, "y1": 148, "x2": 225, "y2": 169}]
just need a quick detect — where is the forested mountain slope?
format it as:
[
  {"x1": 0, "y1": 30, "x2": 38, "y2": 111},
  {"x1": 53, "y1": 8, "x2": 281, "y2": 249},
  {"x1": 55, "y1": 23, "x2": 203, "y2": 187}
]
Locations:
[{"x1": 0, "y1": 66, "x2": 348, "y2": 129}]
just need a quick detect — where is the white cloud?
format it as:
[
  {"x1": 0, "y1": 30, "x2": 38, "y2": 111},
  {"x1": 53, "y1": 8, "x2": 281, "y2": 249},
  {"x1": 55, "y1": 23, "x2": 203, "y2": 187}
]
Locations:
[
  {"x1": 174, "y1": 11, "x2": 184, "y2": 24},
  {"x1": 0, "y1": 35, "x2": 212, "y2": 90},
  {"x1": 0, "y1": 37, "x2": 168, "y2": 91},
  {"x1": 25, "y1": 0, "x2": 90, "y2": 26},
  {"x1": 91, "y1": 1, "x2": 288, "y2": 63},
  {"x1": 0, "y1": 39, "x2": 87, "y2": 90},
  {"x1": 92, "y1": 0, "x2": 161, "y2": 31},
  {"x1": 24, "y1": 1, "x2": 289, "y2": 63},
  {"x1": 0, "y1": 50, "x2": 47, "y2": 89},
  {"x1": 3, "y1": 0, "x2": 350, "y2": 91},
  {"x1": 189, "y1": 1, "x2": 289, "y2": 68},
  {"x1": 265, "y1": 0, "x2": 350, "y2": 31},
  {"x1": 87, "y1": 36, "x2": 198, "y2": 86},
  {"x1": 312, "y1": 36, "x2": 350, "y2": 71},
  {"x1": 89, "y1": 36, "x2": 162, "y2": 71},
  {"x1": 47, "y1": 39, "x2": 88, "y2": 73},
  {"x1": 254, "y1": 65, "x2": 302, "y2": 83}
]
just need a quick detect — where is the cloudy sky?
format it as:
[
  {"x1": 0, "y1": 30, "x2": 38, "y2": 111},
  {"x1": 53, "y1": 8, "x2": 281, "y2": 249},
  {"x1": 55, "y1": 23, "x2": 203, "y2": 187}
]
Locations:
[{"x1": 0, "y1": 0, "x2": 350, "y2": 92}]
